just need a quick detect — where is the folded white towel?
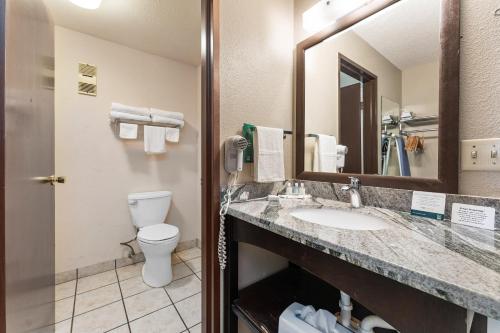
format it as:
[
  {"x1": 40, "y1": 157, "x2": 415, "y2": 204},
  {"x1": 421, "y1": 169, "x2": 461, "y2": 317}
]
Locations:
[
  {"x1": 110, "y1": 111, "x2": 151, "y2": 122},
  {"x1": 253, "y1": 126, "x2": 285, "y2": 183},
  {"x1": 151, "y1": 114, "x2": 185, "y2": 128},
  {"x1": 150, "y1": 108, "x2": 184, "y2": 121},
  {"x1": 313, "y1": 134, "x2": 337, "y2": 173},
  {"x1": 165, "y1": 127, "x2": 180, "y2": 143},
  {"x1": 111, "y1": 102, "x2": 150, "y2": 117},
  {"x1": 144, "y1": 126, "x2": 166, "y2": 154},
  {"x1": 119, "y1": 123, "x2": 138, "y2": 139}
]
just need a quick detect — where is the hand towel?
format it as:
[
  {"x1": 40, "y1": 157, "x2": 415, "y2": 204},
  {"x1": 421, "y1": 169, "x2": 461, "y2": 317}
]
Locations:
[
  {"x1": 395, "y1": 136, "x2": 411, "y2": 176},
  {"x1": 165, "y1": 127, "x2": 180, "y2": 143},
  {"x1": 110, "y1": 111, "x2": 151, "y2": 122},
  {"x1": 144, "y1": 126, "x2": 166, "y2": 154},
  {"x1": 313, "y1": 135, "x2": 337, "y2": 173},
  {"x1": 253, "y1": 126, "x2": 285, "y2": 183},
  {"x1": 119, "y1": 123, "x2": 138, "y2": 139},
  {"x1": 151, "y1": 114, "x2": 185, "y2": 128},
  {"x1": 150, "y1": 108, "x2": 184, "y2": 121},
  {"x1": 111, "y1": 102, "x2": 150, "y2": 117}
]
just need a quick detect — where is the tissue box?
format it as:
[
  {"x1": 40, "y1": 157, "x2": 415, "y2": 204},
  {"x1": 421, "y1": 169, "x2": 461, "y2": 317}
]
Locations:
[{"x1": 278, "y1": 303, "x2": 323, "y2": 333}]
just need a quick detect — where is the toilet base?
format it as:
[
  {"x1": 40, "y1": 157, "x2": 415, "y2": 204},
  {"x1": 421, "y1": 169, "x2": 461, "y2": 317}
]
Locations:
[{"x1": 142, "y1": 255, "x2": 173, "y2": 288}]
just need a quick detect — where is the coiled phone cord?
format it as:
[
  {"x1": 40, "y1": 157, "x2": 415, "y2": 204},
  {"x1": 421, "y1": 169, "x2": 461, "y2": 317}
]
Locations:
[{"x1": 218, "y1": 173, "x2": 238, "y2": 270}]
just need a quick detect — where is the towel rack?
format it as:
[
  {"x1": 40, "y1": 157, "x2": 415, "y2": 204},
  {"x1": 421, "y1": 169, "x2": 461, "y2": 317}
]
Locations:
[
  {"x1": 248, "y1": 126, "x2": 292, "y2": 139},
  {"x1": 110, "y1": 118, "x2": 181, "y2": 129},
  {"x1": 400, "y1": 128, "x2": 438, "y2": 136}
]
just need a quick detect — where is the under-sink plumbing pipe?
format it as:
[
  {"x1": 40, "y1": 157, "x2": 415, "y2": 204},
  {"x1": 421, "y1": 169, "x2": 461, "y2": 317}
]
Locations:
[
  {"x1": 359, "y1": 315, "x2": 397, "y2": 333},
  {"x1": 339, "y1": 291, "x2": 353, "y2": 327}
]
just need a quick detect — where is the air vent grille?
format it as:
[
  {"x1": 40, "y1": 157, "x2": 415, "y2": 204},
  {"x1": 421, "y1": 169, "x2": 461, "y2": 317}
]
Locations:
[{"x1": 78, "y1": 63, "x2": 97, "y2": 96}]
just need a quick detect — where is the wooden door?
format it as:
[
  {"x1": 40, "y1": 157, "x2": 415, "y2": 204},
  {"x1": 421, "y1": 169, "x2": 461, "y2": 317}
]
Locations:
[
  {"x1": 339, "y1": 83, "x2": 361, "y2": 173},
  {"x1": 362, "y1": 79, "x2": 378, "y2": 174},
  {"x1": 3, "y1": 0, "x2": 55, "y2": 331}
]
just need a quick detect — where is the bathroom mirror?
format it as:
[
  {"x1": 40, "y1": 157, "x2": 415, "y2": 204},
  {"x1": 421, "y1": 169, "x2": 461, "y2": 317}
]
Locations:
[{"x1": 295, "y1": 0, "x2": 459, "y2": 192}]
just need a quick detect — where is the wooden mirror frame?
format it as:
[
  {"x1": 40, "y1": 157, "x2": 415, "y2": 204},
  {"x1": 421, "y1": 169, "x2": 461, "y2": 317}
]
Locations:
[{"x1": 295, "y1": 0, "x2": 460, "y2": 193}]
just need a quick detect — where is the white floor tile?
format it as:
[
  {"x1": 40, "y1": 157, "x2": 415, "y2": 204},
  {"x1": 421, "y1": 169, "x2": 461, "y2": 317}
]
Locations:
[
  {"x1": 124, "y1": 288, "x2": 172, "y2": 321},
  {"x1": 72, "y1": 301, "x2": 127, "y2": 333},
  {"x1": 173, "y1": 262, "x2": 193, "y2": 281},
  {"x1": 55, "y1": 296, "x2": 74, "y2": 323},
  {"x1": 176, "y1": 293, "x2": 201, "y2": 328},
  {"x1": 75, "y1": 283, "x2": 121, "y2": 315},
  {"x1": 120, "y1": 275, "x2": 152, "y2": 298},
  {"x1": 185, "y1": 258, "x2": 201, "y2": 273},
  {"x1": 189, "y1": 323, "x2": 202, "y2": 333},
  {"x1": 165, "y1": 275, "x2": 201, "y2": 302},
  {"x1": 54, "y1": 319, "x2": 71, "y2": 333},
  {"x1": 77, "y1": 269, "x2": 117, "y2": 294},
  {"x1": 176, "y1": 248, "x2": 201, "y2": 261},
  {"x1": 55, "y1": 280, "x2": 76, "y2": 301},
  {"x1": 116, "y1": 262, "x2": 144, "y2": 281},
  {"x1": 129, "y1": 305, "x2": 186, "y2": 333},
  {"x1": 107, "y1": 324, "x2": 131, "y2": 332}
]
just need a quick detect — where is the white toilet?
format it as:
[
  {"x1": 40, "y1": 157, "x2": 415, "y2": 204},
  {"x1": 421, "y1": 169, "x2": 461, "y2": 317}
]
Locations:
[{"x1": 127, "y1": 191, "x2": 180, "y2": 287}]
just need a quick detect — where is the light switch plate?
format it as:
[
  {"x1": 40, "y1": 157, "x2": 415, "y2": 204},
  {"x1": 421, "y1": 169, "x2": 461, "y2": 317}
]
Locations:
[{"x1": 461, "y1": 138, "x2": 500, "y2": 171}]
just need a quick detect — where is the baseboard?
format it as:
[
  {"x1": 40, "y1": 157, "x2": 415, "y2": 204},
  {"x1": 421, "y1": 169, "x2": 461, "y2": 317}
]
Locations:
[{"x1": 55, "y1": 239, "x2": 198, "y2": 284}]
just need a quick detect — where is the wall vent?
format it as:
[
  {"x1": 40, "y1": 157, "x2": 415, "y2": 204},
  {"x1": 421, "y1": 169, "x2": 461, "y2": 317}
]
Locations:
[{"x1": 78, "y1": 63, "x2": 97, "y2": 96}]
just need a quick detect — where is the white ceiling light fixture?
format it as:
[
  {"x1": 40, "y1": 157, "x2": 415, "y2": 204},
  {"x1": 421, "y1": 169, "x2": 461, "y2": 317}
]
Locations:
[
  {"x1": 69, "y1": 0, "x2": 102, "y2": 10},
  {"x1": 303, "y1": 0, "x2": 369, "y2": 33}
]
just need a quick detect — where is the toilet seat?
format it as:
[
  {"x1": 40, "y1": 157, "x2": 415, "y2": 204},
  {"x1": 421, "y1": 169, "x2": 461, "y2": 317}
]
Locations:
[{"x1": 138, "y1": 224, "x2": 179, "y2": 244}]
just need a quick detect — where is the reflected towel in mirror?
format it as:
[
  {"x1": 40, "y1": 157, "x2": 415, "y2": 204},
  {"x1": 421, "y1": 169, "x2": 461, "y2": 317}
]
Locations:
[{"x1": 313, "y1": 135, "x2": 337, "y2": 173}]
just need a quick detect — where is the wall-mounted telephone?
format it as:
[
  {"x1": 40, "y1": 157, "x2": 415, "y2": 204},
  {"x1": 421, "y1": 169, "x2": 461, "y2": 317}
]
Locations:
[
  {"x1": 224, "y1": 135, "x2": 248, "y2": 173},
  {"x1": 219, "y1": 136, "x2": 248, "y2": 270}
]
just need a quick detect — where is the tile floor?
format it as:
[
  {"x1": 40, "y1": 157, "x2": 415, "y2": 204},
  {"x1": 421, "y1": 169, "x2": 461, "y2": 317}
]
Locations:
[{"x1": 53, "y1": 247, "x2": 202, "y2": 333}]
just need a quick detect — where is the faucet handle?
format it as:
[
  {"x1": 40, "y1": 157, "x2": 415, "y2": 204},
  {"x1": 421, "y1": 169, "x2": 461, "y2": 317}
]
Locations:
[{"x1": 348, "y1": 177, "x2": 360, "y2": 189}]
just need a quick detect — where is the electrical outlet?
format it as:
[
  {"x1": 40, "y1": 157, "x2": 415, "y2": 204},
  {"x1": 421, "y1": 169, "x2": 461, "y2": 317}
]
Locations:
[{"x1": 461, "y1": 138, "x2": 500, "y2": 171}]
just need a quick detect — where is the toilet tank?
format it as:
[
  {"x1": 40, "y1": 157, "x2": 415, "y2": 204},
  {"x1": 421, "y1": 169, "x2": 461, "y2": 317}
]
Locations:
[{"x1": 128, "y1": 191, "x2": 172, "y2": 228}]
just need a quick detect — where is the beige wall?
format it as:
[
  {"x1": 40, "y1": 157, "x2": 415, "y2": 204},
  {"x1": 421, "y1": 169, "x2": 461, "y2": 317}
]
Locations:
[
  {"x1": 303, "y1": 31, "x2": 402, "y2": 171},
  {"x1": 55, "y1": 26, "x2": 201, "y2": 273},
  {"x1": 402, "y1": 61, "x2": 439, "y2": 178},
  {"x1": 459, "y1": 0, "x2": 500, "y2": 197},
  {"x1": 220, "y1": 0, "x2": 295, "y2": 184}
]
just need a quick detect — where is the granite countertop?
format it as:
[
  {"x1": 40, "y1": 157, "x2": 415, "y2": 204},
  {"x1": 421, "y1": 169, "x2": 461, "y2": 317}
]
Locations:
[{"x1": 227, "y1": 197, "x2": 500, "y2": 319}]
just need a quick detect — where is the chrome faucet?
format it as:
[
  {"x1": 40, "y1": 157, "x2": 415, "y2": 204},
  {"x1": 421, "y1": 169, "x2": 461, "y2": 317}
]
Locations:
[{"x1": 341, "y1": 177, "x2": 362, "y2": 208}]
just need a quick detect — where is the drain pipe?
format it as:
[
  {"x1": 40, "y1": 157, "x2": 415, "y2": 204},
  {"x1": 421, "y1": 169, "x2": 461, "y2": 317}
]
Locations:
[
  {"x1": 359, "y1": 315, "x2": 397, "y2": 333},
  {"x1": 339, "y1": 291, "x2": 353, "y2": 327}
]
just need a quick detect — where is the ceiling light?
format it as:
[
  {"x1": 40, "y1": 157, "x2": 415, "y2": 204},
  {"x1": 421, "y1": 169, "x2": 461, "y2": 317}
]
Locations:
[
  {"x1": 303, "y1": 0, "x2": 368, "y2": 33},
  {"x1": 69, "y1": 0, "x2": 102, "y2": 10}
]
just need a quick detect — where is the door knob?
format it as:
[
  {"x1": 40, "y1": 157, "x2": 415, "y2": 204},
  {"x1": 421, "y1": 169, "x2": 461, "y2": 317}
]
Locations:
[{"x1": 36, "y1": 175, "x2": 66, "y2": 185}]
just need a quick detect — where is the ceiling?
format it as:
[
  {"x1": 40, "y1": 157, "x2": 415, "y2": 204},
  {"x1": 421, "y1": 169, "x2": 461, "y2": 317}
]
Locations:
[
  {"x1": 44, "y1": 0, "x2": 201, "y2": 66},
  {"x1": 353, "y1": 0, "x2": 441, "y2": 70}
]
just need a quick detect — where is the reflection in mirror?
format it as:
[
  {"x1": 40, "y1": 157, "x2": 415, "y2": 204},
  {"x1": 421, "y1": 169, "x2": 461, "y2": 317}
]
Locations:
[{"x1": 303, "y1": 0, "x2": 440, "y2": 178}]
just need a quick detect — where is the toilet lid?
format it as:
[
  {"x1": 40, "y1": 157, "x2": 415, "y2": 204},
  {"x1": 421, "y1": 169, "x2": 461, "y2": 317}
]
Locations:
[{"x1": 138, "y1": 224, "x2": 179, "y2": 242}]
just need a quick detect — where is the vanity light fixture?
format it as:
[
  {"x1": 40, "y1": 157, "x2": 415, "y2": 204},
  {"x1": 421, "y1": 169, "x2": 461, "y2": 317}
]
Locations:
[
  {"x1": 69, "y1": 0, "x2": 102, "y2": 10},
  {"x1": 302, "y1": 0, "x2": 368, "y2": 33}
]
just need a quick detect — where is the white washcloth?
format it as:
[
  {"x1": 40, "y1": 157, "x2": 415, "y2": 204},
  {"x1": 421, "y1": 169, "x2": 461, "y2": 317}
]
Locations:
[
  {"x1": 296, "y1": 305, "x2": 337, "y2": 333},
  {"x1": 144, "y1": 126, "x2": 166, "y2": 154},
  {"x1": 150, "y1": 108, "x2": 184, "y2": 121},
  {"x1": 165, "y1": 128, "x2": 180, "y2": 143},
  {"x1": 151, "y1": 114, "x2": 185, "y2": 128},
  {"x1": 111, "y1": 102, "x2": 150, "y2": 117},
  {"x1": 313, "y1": 135, "x2": 337, "y2": 173},
  {"x1": 110, "y1": 111, "x2": 151, "y2": 122},
  {"x1": 253, "y1": 126, "x2": 285, "y2": 183},
  {"x1": 119, "y1": 123, "x2": 138, "y2": 139},
  {"x1": 336, "y1": 145, "x2": 348, "y2": 169}
]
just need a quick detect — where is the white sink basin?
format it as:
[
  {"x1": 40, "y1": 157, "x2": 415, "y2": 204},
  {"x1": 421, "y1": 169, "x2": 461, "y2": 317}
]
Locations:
[{"x1": 290, "y1": 208, "x2": 390, "y2": 231}]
